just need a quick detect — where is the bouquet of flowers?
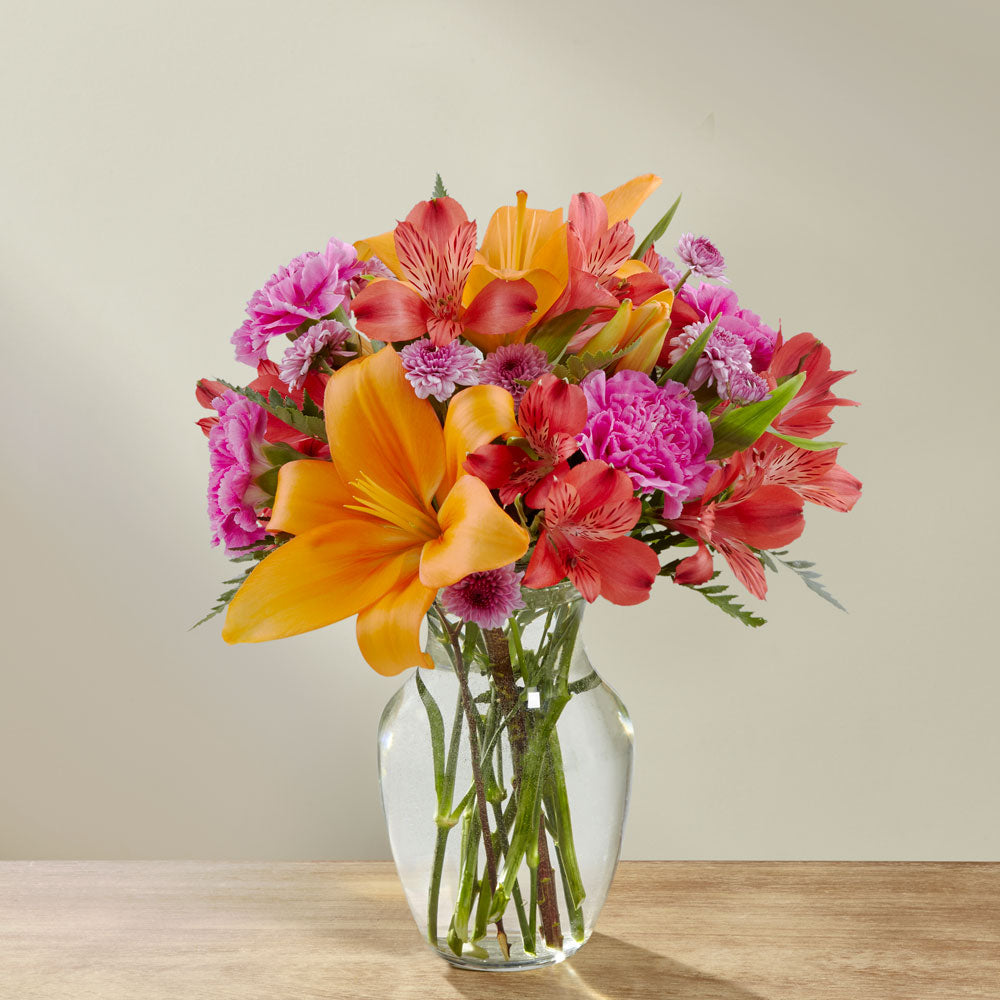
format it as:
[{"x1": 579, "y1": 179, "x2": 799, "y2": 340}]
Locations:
[{"x1": 194, "y1": 173, "x2": 860, "y2": 970}]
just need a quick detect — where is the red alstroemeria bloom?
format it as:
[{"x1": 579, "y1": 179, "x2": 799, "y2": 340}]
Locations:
[
  {"x1": 464, "y1": 374, "x2": 587, "y2": 507},
  {"x1": 767, "y1": 332, "x2": 857, "y2": 439},
  {"x1": 196, "y1": 361, "x2": 329, "y2": 458},
  {"x1": 749, "y1": 435, "x2": 862, "y2": 514},
  {"x1": 540, "y1": 176, "x2": 668, "y2": 322},
  {"x1": 524, "y1": 461, "x2": 660, "y2": 605},
  {"x1": 352, "y1": 197, "x2": 537, "y2": 347},
  {"x1": 671, "y1": 455, "x2": 805, "y2": 600}
]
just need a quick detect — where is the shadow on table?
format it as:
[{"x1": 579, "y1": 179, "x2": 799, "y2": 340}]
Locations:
[{"x1": 444, "y1": 932, "x2": 767, "y2": 1000}]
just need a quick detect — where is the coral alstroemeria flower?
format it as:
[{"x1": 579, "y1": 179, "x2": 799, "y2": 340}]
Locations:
[
  {"x1": 222, "y1": 347, "x2": 529, "y2": 675},
  {"x1": 543, "y1": 175, "x2": 666, "y2": 319},
  {"x1": 671, "y1": 455, "x2": 805, "y2": 600},
  {"x1": 465, "y1": 374, "x2": 588, "y2": 508},
  {"x1": 767, "y1": 332, "x2": 858, "y2": 439},
  {"x1": 351, "y1": 197, "x2": 537, "y2": 348},
  {"x1": 523, "y1": 461, "x2": 660, "y2": 605}
]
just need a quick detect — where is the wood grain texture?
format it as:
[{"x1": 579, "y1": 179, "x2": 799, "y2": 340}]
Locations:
[{"x1": 1, "y1": 862, "x2": 997, "y2": 1000}]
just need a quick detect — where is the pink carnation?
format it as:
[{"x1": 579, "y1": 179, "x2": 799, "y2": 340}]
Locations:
[
  {"x1": 207, "y1": 391, "x2": 271, "y2": 552},
  {"x1": 279, "y1": 320, "x2": 352, "y2": 391},
  {"x1": 578, "y1": 369, "x2": 715, "y2": 519},
  {"x1": 400, "y1": 338, "x2": 482, "y2": 401},
  {"x1": 668, "y1": 320, "x2": 754, "y2": 396},
  {"x1": 676, "y1": 233, "x2": 728, "y2": 281},
  {"x1": 232, "y1": 238, "x2": 364, "y2": 366},
  {"x1": 441, "y1": 565, "x2": 526, "y2": 630},
  {"x1": 479, "y1": 343, "x2": 551, "y2": 410}
]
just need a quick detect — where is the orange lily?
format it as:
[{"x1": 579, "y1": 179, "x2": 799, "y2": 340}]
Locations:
[
  {"x1": 222, "y1": 347, "x2": 528, "y2": 675},
  {"x1": 462, "y1": 190, "x2": 569, "y2": 347}
]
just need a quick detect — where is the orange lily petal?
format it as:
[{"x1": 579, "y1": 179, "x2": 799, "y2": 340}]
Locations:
[
  {"x1": 355, "y1": 232, "x2": 403, "y2": 279},
  {"x1": 323, "y1": 347, "x2": 445, "y2": 511},
  {"x1": 420, "y1": 475, "x2": 529, "y2": 589},
  {"x1": 222, "y1": 521, "x2": 421, "y2": 643},
  {"x1": 614, "y1": 299, "x2": 672, "y2": 375},
  {"x1": 356, "y1": 573, "x2": 436, "y2": 676},
  {"x1": 478, "y1": 192, "x2": 564, "y2": 274},
  {"x1": 601, "y1": 174, "x2": 662, "y2": 226},
  {"x1": 440, "y1": 384, "x2": 518, "y2": 502},
  {"x1": 268, "y1": 460, "x2": 354, "y2": 536}
]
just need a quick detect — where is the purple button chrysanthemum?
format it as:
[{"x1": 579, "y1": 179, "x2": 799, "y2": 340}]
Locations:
[
  {"x1": 676, "y1": 233, "x2": 728, "y2": 282},
  {"x1": 399, "y1": 337, "x2": 483, "y2": 402},
  {"x1": 232, "y1": 237, "x2": 364, "y2": 366},
  {"x1": 440, "y1": 565, "x2": 526, "y2": 630},
  {"x1": 724, "y1": 371, "x2": 771, "y2": 405},
  {"x1": 668, "y1": 320, "x2": 754, "y2": 397},
  {"x1": 578, "y1": 369, "x2": 715, "y2": 519},
  {"x1": 207, "y1": 391, "x2": 271, "y2": 552},
  {"x1": 479, "y1": 343, "x2": 552, "y2": 409},
  {"x1": 279, "y1": 320, "x2": 352, "y2": 391}
]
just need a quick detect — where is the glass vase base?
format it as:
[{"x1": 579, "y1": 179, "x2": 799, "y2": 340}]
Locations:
[{"x1": 432, "y1": 933, "x2": 584, "y2": 971}]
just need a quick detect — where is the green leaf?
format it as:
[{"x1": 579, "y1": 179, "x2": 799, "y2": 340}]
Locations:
[
  {"x1": 767, "y1": 429, "x2": 845, "y2": 451},
  {"x1": 432, "y1": 173, "x2": 448, "y2": 198},
  {"x1": 261, "y1": 441, "x2": 308, "y2": 467},
  {"x1": 657, "y1": 316, "x2": 718, "y2": 386},
  {"x1": 300, "y1": 388, "x2": 322, "y2": 418},
  {"x1": 708, "y1": 371, "x2": 806, "y2": 460},
  {"x1": 527, "y1": 308, "x2": 595, "y2": 363},
  {"x1": 768, "y1": 550, "x2": 847, "y2": 612},
  {"x1": 218, "y1": 380, "x2": 328, "y2": 443},
  {"x1": 632, "y1": 193, "x2": 682, "y2": 260},
  {"x1": 415, "y1": 668, "x2": 447, "y2": 809},
  {"x1": 680, "y1": 573, "x2": 766, "y2": 627}
]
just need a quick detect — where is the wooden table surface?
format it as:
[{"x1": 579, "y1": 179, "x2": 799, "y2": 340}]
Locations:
[{"x1": 2, "y1": 861, "x2": 998, "y2": 999}]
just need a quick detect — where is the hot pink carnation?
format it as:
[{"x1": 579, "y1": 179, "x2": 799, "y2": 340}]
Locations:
[
  {"x1": 479, "y1": 343, "x2": 552, "y2": 409},
  {"x1": 207, "y1": 391, "x2": 271, "y2": 552},
  {"x1": 578, "y1": 369, "x2": 715, "y2": 519},
  {"x1": 232, "y1": 238, "x2": 364, "y2": 366},
  {"x1": 441, "y1": 565, "x2": 526, "y2": 630}
]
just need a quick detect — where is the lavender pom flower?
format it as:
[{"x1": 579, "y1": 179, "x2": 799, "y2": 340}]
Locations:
[
  {"x1": 676, "y1": 233, "x2": 728, "y2": 282},
  {"x1": 724, "y1": 371, "x2": 771, "y2": 405},
  {"x1": 479, "y1": 343, "x2": 551, "y2": 409},
  {"x1": 400, "y1": 338, "x2": 482, "y2": 401},
  {"x1": 232, "y1": 238, "x2": 364, "y2": 366},
  {"x1": 207, "y1": 391, "x2": 271, "y2": 552},
  {"x1": 668, "y1": 320, "x2": 754, "y2": 397},
  {"x1": 578, "y1": 369, "x2": 715, "y2": 519},
  {"x1": 441, "y1": 566, "x2": 526, "y2": 630},
  {"x1": 279, "y1": 320, "x2": 352, "y2": 391}
]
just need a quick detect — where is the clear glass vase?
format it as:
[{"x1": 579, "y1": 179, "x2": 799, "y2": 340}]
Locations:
[{"x1": 377, "y1": 583, "x2": 634, "y2": 971}]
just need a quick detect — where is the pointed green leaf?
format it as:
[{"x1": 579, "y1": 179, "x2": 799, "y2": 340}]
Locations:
[
  {"x1": 218, "y1": 379, "x2": 328, "y2": 442},
  {"x1": 708, "y1": 371, "x2": 806, "y2": 460},
  {"x1": 767, "y1": 428, "x2": 845, "y2": 451},
  {"x1": 678, "y1": 572, "x2": 766, "y2": 627},
  {"x1": 415, "y1": 669, "x2": 447, "y2": 809},
  {"x1": 632, "y1": 193, "x2": 682, "y2": 260},
  {"x1": 261, "y1": 441, "x2": 309, "y2": 467},
  {"x1": 768, "y1": 551, "x2": 846, "y2": 612},
  {"x1": 658, "y1": 316, "x2": 718, "y2": 386},
  {"x1": 300, "y1": 388, "x2": 323, "y2": 418},
  {"x1": 527, "y1": 308, "x2": 595, "y2": 363},
  {"x1": 432, "y1": 173, "x2": 448, "y2": 198}
]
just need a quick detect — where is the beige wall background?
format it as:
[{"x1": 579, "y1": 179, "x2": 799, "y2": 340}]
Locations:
[{"x1": 2, "y1": 0, "x2": 997, "y2": 861}]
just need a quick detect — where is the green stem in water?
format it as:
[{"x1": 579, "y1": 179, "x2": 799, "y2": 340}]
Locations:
[{"x1": 426, "y1": 687, "x2": 465, "y2": 946}]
